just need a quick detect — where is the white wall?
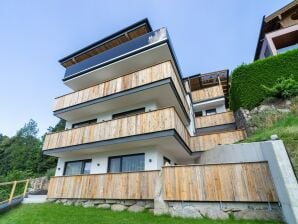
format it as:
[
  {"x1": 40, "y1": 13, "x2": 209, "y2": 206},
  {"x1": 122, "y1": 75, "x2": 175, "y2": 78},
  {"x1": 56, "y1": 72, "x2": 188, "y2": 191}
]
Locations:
[
  {"x1": 55, "y1": 146, "x2": 170, "y2": 176},
  {"x1": 65, "y1": 101, "x2": 158, "y2": 130}
]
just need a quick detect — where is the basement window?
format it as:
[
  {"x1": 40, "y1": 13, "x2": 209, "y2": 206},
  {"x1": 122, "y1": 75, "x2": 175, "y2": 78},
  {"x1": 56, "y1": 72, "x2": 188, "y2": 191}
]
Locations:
[
  {"x1": 64, "y1": 159, "x2": 92, "y2": 176},
  {"x1": 112, "y1": 108, "x2": 145, "y2": 119},
  {"x1": 108, "y1": 153, "x2": 145, "y2": 173}
]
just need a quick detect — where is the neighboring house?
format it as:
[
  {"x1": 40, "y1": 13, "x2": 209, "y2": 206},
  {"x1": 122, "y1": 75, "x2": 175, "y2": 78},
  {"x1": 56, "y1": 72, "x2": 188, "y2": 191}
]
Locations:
[
  {"x1": 255, "y1": 0, "x2": 298, "y2": 60},
  {"x1": 43, "y1": 19, "x2": 246, "y2": 176}
]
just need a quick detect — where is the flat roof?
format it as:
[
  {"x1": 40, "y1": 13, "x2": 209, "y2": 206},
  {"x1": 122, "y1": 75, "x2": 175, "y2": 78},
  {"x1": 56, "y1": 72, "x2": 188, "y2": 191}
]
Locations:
[{"x1": 59, "y1": 18, "x2": 152, "y2": 67}]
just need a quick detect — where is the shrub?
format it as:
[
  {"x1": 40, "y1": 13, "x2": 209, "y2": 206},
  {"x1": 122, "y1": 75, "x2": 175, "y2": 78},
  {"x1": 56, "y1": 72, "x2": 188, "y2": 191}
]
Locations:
[
  {"x1": 262, "y1": 75, "x2": 298, "y2": 99},
  {"x1": 230, "y1": 49, "x2": 298, "y2": 110}
]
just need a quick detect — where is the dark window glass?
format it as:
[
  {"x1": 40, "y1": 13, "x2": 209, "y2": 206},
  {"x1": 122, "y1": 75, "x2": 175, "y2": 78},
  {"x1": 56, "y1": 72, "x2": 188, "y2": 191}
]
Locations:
[
  {"x1": 112, "y1": 108, "x2": 145, "y2": 119},
  {"x1": 108, "y1": 154, "x2": 145, "y2": 173},
  {"x1": 195, "y1": 111, "x2": 203, "y2": 117},
  {"x1": 72, "y1": 119, "x2": 97, "y2": 129},
  {"x1": 109, "y1": 157, "x2": 121, "y2": 173},
  {"x1": 64, "y1": 160, "x2": 92, "y2": 176},
  {"x1": 206, "y1": 108, "x2": 217, "y2": 115},
  {"x1": 163, "y1": 157, "x2": 171, "y2": 165}
]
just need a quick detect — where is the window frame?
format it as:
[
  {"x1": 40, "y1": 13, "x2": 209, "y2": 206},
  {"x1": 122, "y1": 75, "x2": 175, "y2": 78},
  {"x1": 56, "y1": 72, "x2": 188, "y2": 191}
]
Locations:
[
  {"x1": 63, "y1": 159, "x2": 92, "y2": 176},
  {"x1": 107, "y1": 153, "x2": 145, "y2": 173},
  {"x1": 205, "y1": 108, "x2": 217, "y2": 115},
  {"x1": 112, "y1": 108, "x2": 145, "y2": 119},
  {"x1": 72, "y1": 119, "x2": 97, "y2": 129}
]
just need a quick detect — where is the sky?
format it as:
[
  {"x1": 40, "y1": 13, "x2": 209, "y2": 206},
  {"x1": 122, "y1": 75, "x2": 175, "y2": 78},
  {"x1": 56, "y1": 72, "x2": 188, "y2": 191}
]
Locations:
[{"x1": 0, "y1": 0, "x2": 292, "y2": 137}]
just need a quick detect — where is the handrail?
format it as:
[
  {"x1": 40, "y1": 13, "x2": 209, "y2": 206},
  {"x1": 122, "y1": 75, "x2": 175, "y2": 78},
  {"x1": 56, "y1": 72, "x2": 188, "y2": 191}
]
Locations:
[{"x1": 0, "y1": 179, "x2": 30, "y2": 205}]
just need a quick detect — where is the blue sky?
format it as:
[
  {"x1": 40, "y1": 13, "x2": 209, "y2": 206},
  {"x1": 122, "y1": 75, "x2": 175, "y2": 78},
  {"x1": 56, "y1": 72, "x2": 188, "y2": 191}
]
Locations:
[{"x1": 0, "y1": 0, "x2": 291, "y2": 137}]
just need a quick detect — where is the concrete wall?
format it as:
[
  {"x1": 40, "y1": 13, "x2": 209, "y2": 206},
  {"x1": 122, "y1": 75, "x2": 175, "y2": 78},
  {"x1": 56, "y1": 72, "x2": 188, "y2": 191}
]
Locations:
[
  {"x1": 197, "y1": 140, "x2": 298, "y2": 224},
  {"x1": 55, "y1": 147, "x2": 178, "y2": 176}
]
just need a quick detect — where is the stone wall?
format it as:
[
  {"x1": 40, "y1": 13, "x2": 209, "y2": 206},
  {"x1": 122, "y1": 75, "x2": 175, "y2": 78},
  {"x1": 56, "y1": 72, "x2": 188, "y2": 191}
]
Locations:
[
  {"x1": 50, "y1": 199, "x2": 154, "y2": 213},
  {"x1": 29, "y1": 177, "x2": 49, "y2": 195},
  {"x1": 48, "y1": 198, "x2": 282, "y2": 221}
]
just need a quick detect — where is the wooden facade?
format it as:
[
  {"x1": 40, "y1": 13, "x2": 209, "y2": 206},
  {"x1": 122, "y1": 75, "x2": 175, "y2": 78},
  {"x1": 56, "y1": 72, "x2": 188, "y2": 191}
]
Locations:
[
  {"x1": 163, "y1": 162, "x2": 278, "y2": 202},
  {"x1": 195, "y1": 111, "x2": 235, "y2": 129},
  {"x1": 191, "y1": 85, "x2": 224, "y2": 103},
  {"x1": 47, "y1": 171, "x2": 158, "y2": 199},
  {"x1": 191, "y1": 130, "x2": 246, "y2": 152},
  {"x1": 44, "y1": 107, "x2": 245, "y2": 152},
  {"x1": 47, "y1": 162, "x2": 278, "y2": 202},
  {"x1": 53, "y1": 61, "x2": 189, "y2": 115}
]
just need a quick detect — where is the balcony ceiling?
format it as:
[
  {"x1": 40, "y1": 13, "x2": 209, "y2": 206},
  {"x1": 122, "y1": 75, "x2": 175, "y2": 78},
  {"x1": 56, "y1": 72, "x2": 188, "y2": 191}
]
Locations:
[
  {"x1": 64, "y1": 43, "x2": 175, "y2": 91},
  {"x1": 55, "y1": 80, "x2": 189, "y2": 125}
]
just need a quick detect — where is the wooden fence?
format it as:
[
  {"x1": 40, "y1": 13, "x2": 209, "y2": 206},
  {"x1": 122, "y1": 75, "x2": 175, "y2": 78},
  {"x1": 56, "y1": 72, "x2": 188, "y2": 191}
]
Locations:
[
  {"x1": 0, "y1": 179, "x2": 29, "y2": 205},
  {"x1": 47, "y1": 162, "x2": 278, "y2": 203},
  {"x1": 195, "y1": 111, "x2": 235, "y2": 129},
  {"x1": 47, "y1": 171, "x2": 158, "y2": 199},
  {"x1": 163, "y1": 162, "x2": 278, "y2": 202},
  {"x1": 53, "y1": 61, "x2": 189, "y2": 115}
]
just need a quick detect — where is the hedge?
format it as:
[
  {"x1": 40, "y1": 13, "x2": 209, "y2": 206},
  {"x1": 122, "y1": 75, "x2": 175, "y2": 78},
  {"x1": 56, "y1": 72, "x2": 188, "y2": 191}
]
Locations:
[{"x1": 229, "y1": 49, "x2": 298, "y2": 110}]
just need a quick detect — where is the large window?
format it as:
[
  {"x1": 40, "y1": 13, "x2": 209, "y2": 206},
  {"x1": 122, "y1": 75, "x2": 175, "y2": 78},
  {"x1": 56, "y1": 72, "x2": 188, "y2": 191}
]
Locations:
[
  {"x1": 108, "y1": 154, "x2": 145, "y2": 173},
  {"x1": 64, "y1": 160, "x2": 92, "y2": 176}
]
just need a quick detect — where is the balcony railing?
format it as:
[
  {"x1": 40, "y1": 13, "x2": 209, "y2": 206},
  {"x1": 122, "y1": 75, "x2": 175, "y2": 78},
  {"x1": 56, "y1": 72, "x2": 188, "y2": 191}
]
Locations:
[
  {"x1": 54, "y1": 61, "x2": 189, "y2": 116},
  {"x1": 63, "y1": 28, "x2": 169, "y2": 80},
  {"x1": 195, "y1": 111, "x2": 235, "y2": 129},
  {"x1": 191, "y1": 129, "x2": 246, "y2": 152},
  {"x1": 43, "y1": 107, "x2": 190, "y2": 151},
  {"x1": 191, "y1": 84, "x2": 224, "y2": 103}
]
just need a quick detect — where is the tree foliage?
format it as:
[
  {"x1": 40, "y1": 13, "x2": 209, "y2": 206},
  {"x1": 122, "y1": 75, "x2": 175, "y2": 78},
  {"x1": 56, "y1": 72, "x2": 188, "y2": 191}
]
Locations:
[{"x1": 0, "y1": 119, "x2": 65, "y2": 181}]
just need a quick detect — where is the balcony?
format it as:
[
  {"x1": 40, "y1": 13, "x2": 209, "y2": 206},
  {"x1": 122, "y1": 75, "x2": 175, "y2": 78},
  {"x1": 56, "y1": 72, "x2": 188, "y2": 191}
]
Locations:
[
  {"x1": 195, "y1": 111, "x2": 235, "y2": 129},
  {"x1": 62, "y1": 28, "x2": 177, "y2": 90},
  {"x1": 191, "y1": 84, "x2": 224, "y2": 103},
  {"x1": 54, "y1": 61, "x2": 190, "y2": 124},
  {"x1": 44, "y1": 107, "x2": 246, "y2": 157},
  {"x1": 43, "y1": 107, "x2": 192, "y2": 158}
]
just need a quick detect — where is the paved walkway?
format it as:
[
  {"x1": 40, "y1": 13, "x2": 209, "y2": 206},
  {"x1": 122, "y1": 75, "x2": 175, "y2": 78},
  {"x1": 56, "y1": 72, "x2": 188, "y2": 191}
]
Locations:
[{"x1": 22, "y1": 195, "x2": 47, "y2": 204}]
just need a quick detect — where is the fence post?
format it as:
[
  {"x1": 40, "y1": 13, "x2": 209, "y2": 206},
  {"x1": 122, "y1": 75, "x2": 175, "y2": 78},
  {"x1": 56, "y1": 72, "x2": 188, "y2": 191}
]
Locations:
[
  {"x1": 23, "y1": 179, "x2": 30, "y2": 197},
  {"x1": 8, "y1": 181, "x2": 17, "y2": 204}
]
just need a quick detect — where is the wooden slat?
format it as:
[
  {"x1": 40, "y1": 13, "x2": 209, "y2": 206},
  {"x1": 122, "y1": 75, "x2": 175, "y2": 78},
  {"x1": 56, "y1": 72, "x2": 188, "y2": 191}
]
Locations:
[
  {"x1": 191, "y1": 85, "x2": 224, "y2": 103},
  {"x1": 195, "y1": 111, "x2": 235, "y2": 129},
  {"x1": 163, "y1": 162, "x2": 278, "y2": 202},
  {"x1": 53, "y1": 61, "x2": 189, "y2": 116},
  {"x1": 47, "y1": 171, "x2": 159, "y2": 200}
]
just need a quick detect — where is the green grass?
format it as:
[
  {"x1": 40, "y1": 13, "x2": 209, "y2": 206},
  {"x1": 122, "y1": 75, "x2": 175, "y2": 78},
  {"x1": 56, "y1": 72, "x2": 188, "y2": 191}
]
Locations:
[
  {"x1": 243, "y1": 113, "x2": 298, "y2": 176},
  {"x1": 0, "y1": 203, "x2": 281, "y2": 224}
]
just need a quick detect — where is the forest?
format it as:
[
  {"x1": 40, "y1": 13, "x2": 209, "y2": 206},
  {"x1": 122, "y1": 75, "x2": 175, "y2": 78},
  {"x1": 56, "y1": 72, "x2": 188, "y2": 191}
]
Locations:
[{"x1": 0, "y1": 119, "x2": 65, "y2": 182}]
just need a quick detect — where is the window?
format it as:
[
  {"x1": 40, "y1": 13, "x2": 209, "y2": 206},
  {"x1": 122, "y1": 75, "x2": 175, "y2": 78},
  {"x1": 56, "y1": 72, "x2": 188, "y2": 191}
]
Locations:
[
  {"x1": 112, "y1": 108, "x2": 145, "y2": 119},
  {"x1": 206, "y1": 108, "x2": 217, "y2": 115},
  {"x1": 163, "y1": 157, "x2": 171, "y2": 165},
  {"x1": 64, "y1": 160, "x2": 92, "y2": 176},
  {"x1": 108, "y1": 154, "x2": 145, "y2": 173},
  {"x1": 195, "y1": 111, "x2": 203, "y2": 117},
  {"x1": 72, "y1": 119, "x2": 97, "y2": 128}
]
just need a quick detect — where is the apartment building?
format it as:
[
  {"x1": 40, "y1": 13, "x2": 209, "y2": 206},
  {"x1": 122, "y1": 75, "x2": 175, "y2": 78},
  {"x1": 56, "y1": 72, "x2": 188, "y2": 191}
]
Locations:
[
  {"x1": 43, "y1": 19, "x2": 246, "y2": 177},
  {"x1": 255, "y1": 0, "x2": 298, "y2": 60}
]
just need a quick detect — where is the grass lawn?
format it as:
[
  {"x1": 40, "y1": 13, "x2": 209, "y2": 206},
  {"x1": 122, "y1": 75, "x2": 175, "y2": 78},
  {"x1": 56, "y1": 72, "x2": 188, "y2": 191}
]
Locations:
[
  {"x1": 0, "y1": 203, "x2": 281, "y2": 224},
  {"x1": 243, "y1": 113, "x2": 298, "y2": 175}
]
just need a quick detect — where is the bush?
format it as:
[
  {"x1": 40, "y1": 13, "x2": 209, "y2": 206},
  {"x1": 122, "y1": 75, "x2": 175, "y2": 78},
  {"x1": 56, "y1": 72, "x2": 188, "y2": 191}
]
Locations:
[
  {"x1": 262, "y1": 75, "x2": 298, "y2": 99},
  {"x1": 230, "y1": 49, "x2": 298, "y2": 110}
]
